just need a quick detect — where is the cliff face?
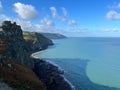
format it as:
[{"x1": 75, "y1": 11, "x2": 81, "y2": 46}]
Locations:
[
  {"x1": 23, "y1": 31, "x2": 53, "y2": 52},
  {"x1": 0, "y1": 21, "x2": 34, "y2": 68}
]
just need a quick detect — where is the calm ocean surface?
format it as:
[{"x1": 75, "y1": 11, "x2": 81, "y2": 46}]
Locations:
[{"x1": 35, "y1": 37, "x2": 120, "y2": 90}]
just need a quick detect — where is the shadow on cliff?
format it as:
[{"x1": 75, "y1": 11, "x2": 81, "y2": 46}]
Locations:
[{"x1": 43, "y1": 58, "x2": 120, "y2": 90}]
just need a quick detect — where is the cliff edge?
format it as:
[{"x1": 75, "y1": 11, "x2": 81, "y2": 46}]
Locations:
[{"x1": 0, "y1": 21, "x2": 34, "y2": 68}]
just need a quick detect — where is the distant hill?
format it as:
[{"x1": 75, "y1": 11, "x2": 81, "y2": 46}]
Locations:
[{"x1": 41, "y1": 33, "x2": 66, "y2": 39}]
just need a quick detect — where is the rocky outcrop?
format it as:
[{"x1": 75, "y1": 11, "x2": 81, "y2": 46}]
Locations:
[
  {"x1": 33, "y1": 58, "x2": 73, "y2": 90},
  {"x1": 0, "y1": 21, "x2": 34, "y2": 68}
]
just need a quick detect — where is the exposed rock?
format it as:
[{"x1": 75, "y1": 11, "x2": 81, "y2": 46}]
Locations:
[
  {"x1": 33, "y1": 58, "x2": 73, "y2": 90},
  {"x1": 0, "y1": 21, "x2": 34, "y2": 68}
]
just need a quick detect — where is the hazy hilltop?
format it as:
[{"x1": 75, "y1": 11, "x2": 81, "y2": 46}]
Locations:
[{"x1": 41, "y1": 33, "x2": 66, "y2": 39}]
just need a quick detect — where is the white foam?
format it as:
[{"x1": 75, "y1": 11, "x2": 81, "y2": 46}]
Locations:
[
  {"x1": 46, "y1": 59, "x2": 75, "y2": 90},
  {"x1": 31, "y1": 48, "x2": 75, "y2": 90}
]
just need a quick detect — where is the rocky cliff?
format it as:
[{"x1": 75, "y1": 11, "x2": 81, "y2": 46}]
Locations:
[
  {"x1": 0, "y1": 21, "x2": 34, "y2": 68},
  {"x1": 0, "y1": 21, "x2": 49, "y2": 90},
  {"x1": 0, "y1": 21, "x2": 53, "y2": 68}
]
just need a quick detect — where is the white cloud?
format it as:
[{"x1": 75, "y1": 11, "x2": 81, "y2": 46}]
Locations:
[
  {"x1": 49, "y1": 6, "x2": 78, "y2": 27},
  {"x1": 40, "y1": 15, "x2": 55, "y2": 27},
  {"x1": 0, "y1": 4, "x2": 78, "y2": 34},
  {"x1": 50, "y1": 7, "x2": 58, "y2": 18},
  {"x1": 106, "y1": 2, "x2": 120, "y2": 20},
  {"x1": 60, "y1": 7, "x2": 68, "y2": 22},
  {"x1": 0, "y1": 14, "x2": 11, "y2": 22},
  {"x1": 106, "y1": 10, "x2": 120, "y2": 20},
  {"x1": 11, "y1": 18, "x2": 55, "y2": 33},
  {"x1": 50, "y1": 7, "x2": 68, "y2": 22},
  {"x1": 0, "y1": 13, "x2": 76, "y2": 35},
  {"x1": 108, "y1": 2, "x2": 120, "y2": 9},
  {"x1": 14, "y1": 2, "x2": 38, "y2": 19},
  {"x1": 61, "y1": 7, "x2": 67, "y2": 17},
  {"x1": 14, "y1": 19, "x2": 35, "y2": 30},
  {"x1": 68, "y1": 20, "x2": 77, "y2": 26}
]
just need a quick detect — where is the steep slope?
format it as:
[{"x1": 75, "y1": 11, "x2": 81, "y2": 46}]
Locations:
[{"x1": 23, "y1": 31, "x2": 53, "y2": 52}]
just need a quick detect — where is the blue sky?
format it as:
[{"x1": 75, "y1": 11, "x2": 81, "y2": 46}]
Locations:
[{"x1": 0, "y1": 0, "x2": 120, "y2": 37}]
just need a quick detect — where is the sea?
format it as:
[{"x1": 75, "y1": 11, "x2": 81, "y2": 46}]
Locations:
[{"x1": 35, "y1": 37, "x2": 120, "y2": 90}]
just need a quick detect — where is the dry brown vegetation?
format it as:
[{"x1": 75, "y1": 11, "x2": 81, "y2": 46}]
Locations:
[
  {"x1": 0, "y1": 60, "x2": 46, "y2": 90},
  {"x1": 0, "y1": 38, "x2": 7, "y2": 53}
]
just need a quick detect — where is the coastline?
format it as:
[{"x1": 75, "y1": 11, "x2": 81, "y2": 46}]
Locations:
[
  {"x1": 0, "y1": 20, "x2": 72, "y2": 90},
  {"x1": 31, "y1": 48, "x2": 74, "y2": 90}
]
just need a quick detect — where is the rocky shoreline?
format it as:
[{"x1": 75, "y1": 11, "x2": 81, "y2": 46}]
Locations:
[{"x1": 31, "y1": 54, "x2": 74, "y2": 90}]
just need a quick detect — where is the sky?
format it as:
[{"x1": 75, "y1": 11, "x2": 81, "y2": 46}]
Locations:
[{"x1": 1, "y1": 0, "x2": 120, "y2": 37}]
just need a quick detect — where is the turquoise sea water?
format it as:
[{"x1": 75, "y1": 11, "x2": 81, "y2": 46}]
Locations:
[{"x1": 35, "y1": 37, "x2": 120, "y2": 90}]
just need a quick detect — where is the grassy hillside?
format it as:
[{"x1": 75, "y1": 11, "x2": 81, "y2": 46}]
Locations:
[{"x1": 23, "y1": 31, "x2": 53, "y2": 51}]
